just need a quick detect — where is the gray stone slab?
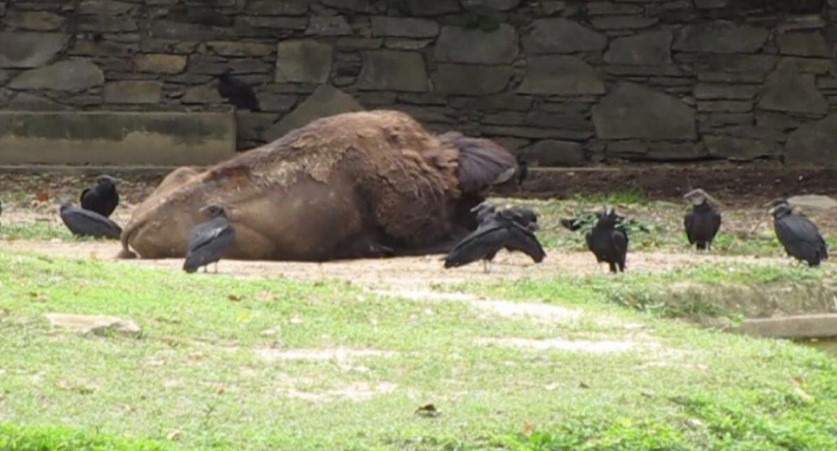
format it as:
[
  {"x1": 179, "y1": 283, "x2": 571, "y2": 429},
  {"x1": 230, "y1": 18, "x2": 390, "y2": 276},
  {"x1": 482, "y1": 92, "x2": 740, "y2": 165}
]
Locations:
[
  {"x1": 433, "y1": 63, "x2": 513, "y2": 95},
  {"x1": 604, "y1": 30, "x2": 672, "y2": 65},
  {"x1": 434, "y1": 24, "x2": 518, "y2": 64},
  {"x1": 523, "y1": 18, "x2": 606, "y2": 54},
  {"x1": 777, "y1": 32, "x2": 830, "y2": 57},
  {"x1": 518, "y1": 55, "x2": 604, "y2": 95},
  {"x1": 371, "y1": 16, "x2": 439, "y2": 38},
  {"x1": 0, "y1": 32, "x2": 68, "y2": 68},
  {"x1": 739, "y1": 314, "x2": 837, "y2": 339},
  {"x1": 264, "y1": 85, "x2": 363, "y2": 141},
  {"x1": 786, "y1": 113, "x2": 837, "y2": 166},
  {"x1": 787, "y1": 194, "x2": 837, "y2": 210},
  {"x1": 103, "y1": 81, "x2": 163, "y2": 104},
  {"x1": 357, "y1": 50, "x2": 428, "y2": 92},
  {"x1": 673, "y1": 21, "x2": 768, "y2": 54},
  {"x1": 758, "y1": 70, "x2": 827, "y2": 116},
  {"x1": 592, "y1": 82, "x2": 696, "y2": 140},
  {"x1": 275, "y1": 40, "x2": 333, "y2": 83},
  {"x1": 9, "y1": 59, "x2": 103, "y2": 92},
  {"x1": 0, "y1": 111, "x2": 236, "y2": 166}
]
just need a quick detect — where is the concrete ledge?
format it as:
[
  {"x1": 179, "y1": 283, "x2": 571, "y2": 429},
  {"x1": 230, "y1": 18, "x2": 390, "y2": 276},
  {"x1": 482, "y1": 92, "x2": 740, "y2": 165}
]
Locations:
[
  {"x1": 739, "y1": 314, "x2": 837, "y2": 339},
  {"x1": 0, "y1": 111, "x2": 236, "y2": 166}
]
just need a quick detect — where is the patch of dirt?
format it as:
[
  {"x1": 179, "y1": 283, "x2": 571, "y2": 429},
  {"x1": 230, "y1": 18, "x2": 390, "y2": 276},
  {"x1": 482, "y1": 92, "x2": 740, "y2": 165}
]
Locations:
[
  {"x1": 284, "y1": 382, "x2": 398, "y2": 402},
  {"x1": 506, "y1": 162, "x2": 837, "y2": 205},
  {"x1": 477, "y1": 337, "x2": 644, "y2": 353},
  {"x1": 376, "y1": 289, "x2": 583, "y2": 323},
  {"x1": 257, "y1": 347, "x2": 396, "y2": 362},
  {"x1": 0, "y1": 240, "x2": 788, "y2": 291}
]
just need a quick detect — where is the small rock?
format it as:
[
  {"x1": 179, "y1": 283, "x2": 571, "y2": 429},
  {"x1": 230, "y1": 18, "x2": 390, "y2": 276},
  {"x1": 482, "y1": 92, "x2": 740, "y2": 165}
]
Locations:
[
  {"x1": 686, "y1": 418, "x2": 704, "y2": 429},
  {"x1": 45, "y1": 313, "x2": 142, "y2": 338},
  {"x1": 787, "y1": 195, "x2": 837, "y2": 210}
]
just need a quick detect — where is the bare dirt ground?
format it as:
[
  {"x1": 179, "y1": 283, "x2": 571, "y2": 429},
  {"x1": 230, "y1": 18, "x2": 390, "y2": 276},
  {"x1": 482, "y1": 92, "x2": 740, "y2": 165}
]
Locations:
[
  {"x1": 2, "y1": 239, "x2": 785, "y2": 291},
  {"x1": 510, "y1": 162, "x2": 837, "y2": 204}
]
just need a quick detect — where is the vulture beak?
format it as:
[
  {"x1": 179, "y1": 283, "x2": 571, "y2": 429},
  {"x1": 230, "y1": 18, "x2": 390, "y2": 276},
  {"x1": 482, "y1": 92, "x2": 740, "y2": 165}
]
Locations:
[{"x1": 527, "y1": 223, "x2": 540, "y2": 232}]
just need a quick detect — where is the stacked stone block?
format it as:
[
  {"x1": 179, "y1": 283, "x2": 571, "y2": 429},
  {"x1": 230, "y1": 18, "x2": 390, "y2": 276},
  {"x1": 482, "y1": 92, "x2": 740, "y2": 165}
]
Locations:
[{"x1": 0, "y1": 0, "x2": 836, "y2": 166}]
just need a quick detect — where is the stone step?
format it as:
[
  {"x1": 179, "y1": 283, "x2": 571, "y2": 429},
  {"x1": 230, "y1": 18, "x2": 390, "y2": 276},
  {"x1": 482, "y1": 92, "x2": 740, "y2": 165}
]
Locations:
[
  {"x1": 739, "y1": 314, "x2": 837, "y2": 339},
  {"x1": 0, "y1": 111, "x2": 236, "y2": 166}
]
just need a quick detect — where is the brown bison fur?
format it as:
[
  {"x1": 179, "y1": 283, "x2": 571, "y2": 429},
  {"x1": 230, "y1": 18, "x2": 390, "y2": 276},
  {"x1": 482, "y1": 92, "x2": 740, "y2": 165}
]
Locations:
[{"x1": 120, "y1": 110, "x2": 518, "y2": 261}]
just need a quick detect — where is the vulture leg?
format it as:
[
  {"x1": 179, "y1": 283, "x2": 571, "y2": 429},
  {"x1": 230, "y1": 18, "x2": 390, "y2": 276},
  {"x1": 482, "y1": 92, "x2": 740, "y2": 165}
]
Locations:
[{"x1": 483, "y1": 259, "x2": 491, "y2": 274}]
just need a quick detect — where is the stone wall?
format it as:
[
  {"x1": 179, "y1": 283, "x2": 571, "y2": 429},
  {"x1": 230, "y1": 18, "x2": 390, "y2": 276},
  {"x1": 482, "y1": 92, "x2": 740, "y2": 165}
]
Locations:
[{"x1": 1, "y1": 0, "x2": 837, "y2": 166}]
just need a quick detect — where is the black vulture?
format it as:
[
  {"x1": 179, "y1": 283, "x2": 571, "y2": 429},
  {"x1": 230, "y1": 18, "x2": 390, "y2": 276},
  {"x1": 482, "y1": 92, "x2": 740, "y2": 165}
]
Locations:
[
  {"x1": 80, "y1": 174, "x2": 119, "y2": 218},
  {"x1": 585, "y1": 206, "x2": 628, "y2": 273},
  {"x1": 769, "y1": 200, "x2": 828, "y2": 267},
  {"x1": 59, "y1": 198, "x2": 122, "y2": 239},
  {"x1": 471, "y1": 201, "x2": 540, "y2": 232},
  {"x1": 445, "y1": 207, "x2": 545, "y2": 273},
  {"x1": 683, "y1": 188, "x2": 722, "y2": 252},
  {"x1": 500, "y1": 205, "x2": 540, "y2": 232},
  {"x1": 183, "y1": 204, "x2": 237, "y2": 274},
  {"x1": 516, "y1": 154, "x2": 529, "y2": 187},
  {"x1": 217, "y1": 69, "x2": 261, "y2": 112},
  {"x1": 471, "y1": 201, "x2": 497, "y2": 225}
]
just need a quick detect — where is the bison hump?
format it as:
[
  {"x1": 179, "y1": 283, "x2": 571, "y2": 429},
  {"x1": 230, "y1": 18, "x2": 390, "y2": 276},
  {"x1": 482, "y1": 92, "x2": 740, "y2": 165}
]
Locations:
[{"x1": 439, "y1": 132, "x2": 517, "y2": 194}]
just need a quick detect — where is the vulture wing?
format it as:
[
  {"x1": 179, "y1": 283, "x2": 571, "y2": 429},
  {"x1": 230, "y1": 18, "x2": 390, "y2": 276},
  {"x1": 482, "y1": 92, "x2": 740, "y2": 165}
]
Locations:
[
  {"x1": 612, "y1": 228, "x2": 629, "y2": 265},
  {"x1": 62, "y1": 206, "x2": 122, "y2": 239},
  {"x1": 775, "y1": 215, "x2": 826, "y2": 264},
  {"x1": 444, "y1": 220, "x2": 507, "y2": 268},
  {"x1": 684, "y1": 211, "x2": 695, "y2": 244},
  {"x1": 502, "y1": 222, "x2": 546, "y2": 263}
]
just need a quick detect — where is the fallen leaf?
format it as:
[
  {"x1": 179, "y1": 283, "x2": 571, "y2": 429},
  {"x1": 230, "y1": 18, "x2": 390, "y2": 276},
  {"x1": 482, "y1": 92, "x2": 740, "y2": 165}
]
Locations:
[
  {"x1": 255, "y1": 291, "x2": 276, "y2": 302},
  {"x1": 166, "y1": 429, "x2": 182, "y2": 441},
  {"x1": 793, "y1": 386, "x2": 814, "y2": 403},
  {"x1": 228, "y1": 294, "x2": 242, "y2": 302},
  {"x1": 579, "y1": 381, "x2": 590, "y2": 389},
  {"x1": 521, "y1": 422, "x2": 536, "y2": 437},
  {"x1": 215, "y1": 384, "x2": 225, "y2": 395},
  {"x1": 415, "y1": 403, "x2": 439, "y2": 417},
  {"x1": 35, "y1": 190, "x2": 50, "y2": 203}
]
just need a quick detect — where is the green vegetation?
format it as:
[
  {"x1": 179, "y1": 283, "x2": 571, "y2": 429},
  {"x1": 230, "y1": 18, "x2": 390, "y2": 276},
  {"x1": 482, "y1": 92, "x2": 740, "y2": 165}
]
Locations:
[
  {"x1": 1, "y1": 249, "x2": 836, "y2": 450},
  {"x1": 1, "y1": 221, "x2": 74, "y2": 240},
  {"x1": 0, "y1": 423, "x2": 170, "y2": 451},
  {"x1": 454, "y1": 263, "x2": 837, "y2": 322}
]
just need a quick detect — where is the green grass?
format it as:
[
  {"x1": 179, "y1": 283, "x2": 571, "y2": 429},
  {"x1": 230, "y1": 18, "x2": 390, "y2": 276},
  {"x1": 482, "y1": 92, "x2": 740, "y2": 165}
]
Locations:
[
  {"x1": 1, "y1": 221, "x2": 74, "y2": 240},
  {"x1": 453, "y1": 263, "x2": 837, "y2": 322},
  {"x1": 0, "y1": 423, "x2": 171, "y2": 450},
  {"x1": 1, "y1": 249, "x2": 836, "y2": 449}
]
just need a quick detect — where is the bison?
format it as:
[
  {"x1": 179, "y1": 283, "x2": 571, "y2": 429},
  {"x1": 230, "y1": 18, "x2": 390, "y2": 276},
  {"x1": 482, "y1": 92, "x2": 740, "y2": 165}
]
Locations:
[{"x1": 119, "y1": 110, "x2": 519, "y2": 261}]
